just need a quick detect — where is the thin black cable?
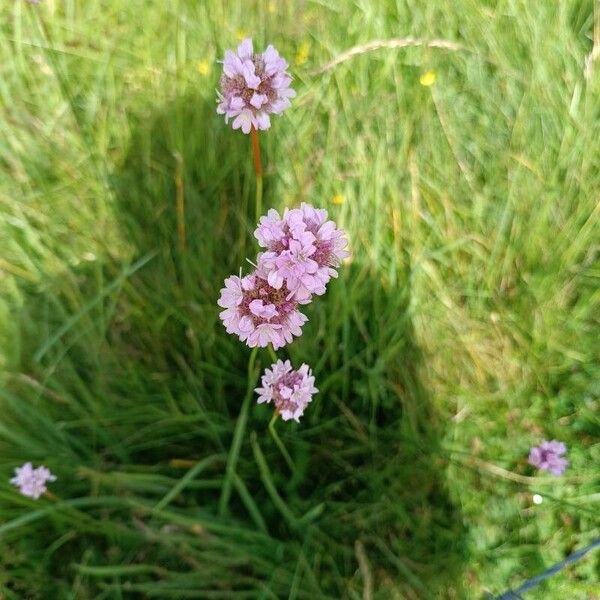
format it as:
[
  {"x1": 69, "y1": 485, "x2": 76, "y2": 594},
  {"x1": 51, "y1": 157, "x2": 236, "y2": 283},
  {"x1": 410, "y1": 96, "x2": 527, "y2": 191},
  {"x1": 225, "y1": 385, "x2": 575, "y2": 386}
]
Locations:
[{"x1": 490, "y1": 537, "x2": 600, "y2": 599}]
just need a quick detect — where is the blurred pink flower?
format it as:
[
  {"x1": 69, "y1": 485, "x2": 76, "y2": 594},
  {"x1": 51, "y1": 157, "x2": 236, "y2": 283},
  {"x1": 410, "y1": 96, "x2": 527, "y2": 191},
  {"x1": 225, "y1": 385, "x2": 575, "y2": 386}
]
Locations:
[
  {"x1": 217, "y1": 38, "x2": 296, "y2": 133},
  {"x1": 10, "y1": 463, "x2": 56, "y2": 499},
  {"x1": 255, "y1": 202, "x2": 350, "y2": 300},
  {"x1": 255, "y1": 359, "x2": 318, "y2": 422},
  {"x1": 218, "y1": 271, "x2": 307, "y2": 349},
  {"x1": 528, "y1": 440, "x2": 568, "y2": 476}
]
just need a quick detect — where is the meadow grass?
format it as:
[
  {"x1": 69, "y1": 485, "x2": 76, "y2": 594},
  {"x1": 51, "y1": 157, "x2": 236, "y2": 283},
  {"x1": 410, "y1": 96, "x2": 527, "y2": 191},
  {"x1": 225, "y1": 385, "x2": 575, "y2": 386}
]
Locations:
[{"x1": 0, "y1": 0, "x2": 599, "y2": 598}]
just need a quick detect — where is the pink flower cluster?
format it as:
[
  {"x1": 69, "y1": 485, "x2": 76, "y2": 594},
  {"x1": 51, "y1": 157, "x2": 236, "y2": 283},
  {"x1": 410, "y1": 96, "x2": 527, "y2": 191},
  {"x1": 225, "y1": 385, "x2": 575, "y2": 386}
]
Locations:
[
  {"x1": 10, "y1": 462, "x2": 56, "y2": 499},
  {"x1": 256, "y1": 360, "x2": 318, "y2": 422},
  {"x1": 255, "y1": 203, "x2": 350, "y2": 302},
  {"x1": 217, "y1": 39, "x2": 295, "y2": 134},
  {"x1": 218, "y1": 203, "x2": 349, "y2": 349},
  {"x1": 218, "y1": 270, "x2": 307, "y2": 350},
  {"x1": 528, "y1": 440, "x2": 568, "y2": 476}
]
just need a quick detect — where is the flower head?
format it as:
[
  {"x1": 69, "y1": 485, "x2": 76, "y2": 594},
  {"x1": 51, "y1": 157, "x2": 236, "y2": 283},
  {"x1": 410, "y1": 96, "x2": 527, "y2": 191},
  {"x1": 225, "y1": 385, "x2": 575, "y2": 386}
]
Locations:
[
  {"x1": 198, "y1": 60, "x2": 211, "y2": 76},
  {"x1": 255, "y1": 202, "x2": 350, "y2": 301},
  {"x1": 419, "y1": 70, "x2": 436, "y2": 87},
  {"x1": 528, "y1": 440, "x2": 568, "y2": 476},
  {"x1": 255, "y1": 359, "x2": 318, "y2": 422},
  {"x1": 217, "y1": 38, "x2": 296, "y2": 134},
  {"x1": 218, "y1": 270, "x2": 307, "y2": 349},
  {"x1": 10, "y1": 463, "x2": 56, "y2": 499}
]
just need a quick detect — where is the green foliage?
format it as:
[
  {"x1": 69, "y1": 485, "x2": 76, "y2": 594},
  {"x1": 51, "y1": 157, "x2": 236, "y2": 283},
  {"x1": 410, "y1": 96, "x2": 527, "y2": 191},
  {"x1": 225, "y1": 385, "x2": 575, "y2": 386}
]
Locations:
[{"x1": 0, "y1": 1, "x2": 598, "y2": 598}]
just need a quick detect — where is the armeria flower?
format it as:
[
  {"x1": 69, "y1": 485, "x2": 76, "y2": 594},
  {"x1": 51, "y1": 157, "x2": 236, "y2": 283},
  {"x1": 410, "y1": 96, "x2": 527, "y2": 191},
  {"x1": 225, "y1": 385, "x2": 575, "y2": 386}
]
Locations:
[
  {"x1": 217, "y1": 38, "x2": 296, "y2": 134},
  {"x1": 528, "y1": 440, "x2": 568, "y2": 476},
  {"x1": 255, "y1": 202, "x2": 350, "y2": 301},
  {"x1": 255, "y1": 359, "x2": 318, "y2": 422},
  {"x1": 10, "y1": 463, "x2": 56, "y2": 499},
  {"x1": 218, "y1": 270, "x2": 307, "y2": 349}
]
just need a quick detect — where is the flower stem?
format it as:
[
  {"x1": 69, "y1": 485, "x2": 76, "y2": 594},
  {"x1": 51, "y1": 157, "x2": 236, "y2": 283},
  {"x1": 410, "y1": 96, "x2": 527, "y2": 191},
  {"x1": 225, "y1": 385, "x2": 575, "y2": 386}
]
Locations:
[
  {"x1": 267, "y1": 344, "x2": 278, "y2": 364},
  {"x1": 269, "y1": 412, "x2": 297, "y2": 476},
  {"x1": 218, "y1": 346, "x2": 259, "y2": 517},
  {"x1": 251, "y1": 432, "x2": 298, "y2": 529},
  {"x1": 255, "y1": 174, "x2": 263, "y2": 225},
  {"x1": 250, "y1": 126, "x2": 263, "y2": 177},
  {"x1": 250, "y1": 127, "x2": 263, "y2": 222}
]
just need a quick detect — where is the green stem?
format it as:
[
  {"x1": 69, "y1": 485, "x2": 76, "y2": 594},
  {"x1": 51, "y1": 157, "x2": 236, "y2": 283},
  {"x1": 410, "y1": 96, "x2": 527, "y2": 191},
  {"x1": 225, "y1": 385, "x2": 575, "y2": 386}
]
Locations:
[
  {"x1": 218, "y1": 347, "x2": 259, "y2": 517},
  {"x1": 269, "y1": 412, "x2": 297, "y2": 476},
  {"x1": 255, "y1": 173, "x2": 263, "y2": 224},
  {"x1": 251, "y1": 432, "x2": 297, "y2": 529},
  {"x1": 250, "y1": 126, "x2": 263, "y2": 222}
]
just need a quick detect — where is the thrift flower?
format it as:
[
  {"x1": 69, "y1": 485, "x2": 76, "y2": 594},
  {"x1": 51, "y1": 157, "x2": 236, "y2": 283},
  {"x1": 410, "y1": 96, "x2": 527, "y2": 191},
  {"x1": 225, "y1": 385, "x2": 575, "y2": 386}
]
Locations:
[
  {"x1": 255, "y1": 202, "x2": 350, "y2": 301},
  {"x1": 10, "y1": 463, "x2": 56, "y2": 499},
  {"x1": 217, "y1": 38, "x2": 296, "y2": 134},
  {"x1": 256, "y1": 359, "x2": 318, "y2": 422},
  {"x1": 218, "y1": 270, "x2": 307, "y2": 349},
  {"x1": 528, "y1": 440, "x2": 568, "y2": 476}
]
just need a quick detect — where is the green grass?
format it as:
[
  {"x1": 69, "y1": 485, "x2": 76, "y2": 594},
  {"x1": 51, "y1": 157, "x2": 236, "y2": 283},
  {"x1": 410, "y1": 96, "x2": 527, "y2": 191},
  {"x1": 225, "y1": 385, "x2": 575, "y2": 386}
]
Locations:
[{"x1": 0, "y1": 0, "x2": 599, "y2": 598}]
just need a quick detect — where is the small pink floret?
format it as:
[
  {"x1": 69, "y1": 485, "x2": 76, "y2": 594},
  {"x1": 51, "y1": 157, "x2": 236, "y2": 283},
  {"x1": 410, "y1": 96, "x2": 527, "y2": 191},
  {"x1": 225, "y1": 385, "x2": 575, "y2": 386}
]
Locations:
[
  {"x1": 254, "y1": 202, "x2": 350, "y2": 301},
  {"x1": 217, "y1": 38, "x2": 296, "y2": 133},
  {"x1": 10, "y1": 462, "x2": 56, "y2": 499},
  {"x1": 218, "y1": 271, "x2": 307, "y2": 349},
  {"x1": 528, "y1": 440, "x2": 568, "y2": 476},
  {"x1": 255, "y1": 359, "x2": 318, "y2": 422}
]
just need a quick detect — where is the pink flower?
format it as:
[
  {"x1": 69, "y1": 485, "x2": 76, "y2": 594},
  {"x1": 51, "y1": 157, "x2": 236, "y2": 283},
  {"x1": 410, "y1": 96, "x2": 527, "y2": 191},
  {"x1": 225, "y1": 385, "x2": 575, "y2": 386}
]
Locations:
[
  {"x1": 217, "y1": 38, "x2": 296, "y2": 133},
  {"x1": 254, "y1": 202, "x2": 350, "y2": 300},
  {"x1": 255, "y1": 360, "x2": 318, "y2": 422},
  {"x1": 528, "y1": 440, "x2": 568, "y2": 476},
  {"x1": 10, "y1": 463, "x2": 56, "y2": 499},
  {"x1": 218, "y1": 271, "x2": 307, "y2": 349}
]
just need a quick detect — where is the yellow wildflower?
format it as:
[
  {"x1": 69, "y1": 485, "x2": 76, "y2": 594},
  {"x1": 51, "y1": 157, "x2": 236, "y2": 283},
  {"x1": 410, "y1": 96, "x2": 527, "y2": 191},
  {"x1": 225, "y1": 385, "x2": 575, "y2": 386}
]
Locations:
[
  {"x1": 295, "y1": 41, "x2": 310, "y2": 66},
  {"x1": 197, "y1": 60, "x2": 210, "y2": 76},
  {"x1": 419, "y1": 70, "x2": 436, "y2": 87},
  {"x1": 332, "y1": 194, "x2": 345, "y2": 205}
]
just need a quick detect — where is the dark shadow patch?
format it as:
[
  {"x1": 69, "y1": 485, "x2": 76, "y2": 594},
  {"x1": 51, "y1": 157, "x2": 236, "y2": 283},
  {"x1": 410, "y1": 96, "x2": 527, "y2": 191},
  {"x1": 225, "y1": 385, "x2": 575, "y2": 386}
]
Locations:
[{"x1": 1, "y1": 95, "x2": 468, "y2": 599}]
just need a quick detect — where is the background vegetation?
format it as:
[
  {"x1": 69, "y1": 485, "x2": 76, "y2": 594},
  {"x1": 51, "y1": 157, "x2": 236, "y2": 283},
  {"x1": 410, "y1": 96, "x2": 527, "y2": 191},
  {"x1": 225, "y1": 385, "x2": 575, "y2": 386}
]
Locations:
[{"x1": 0, "y1": 0, "x2": 598, "y2": 598}]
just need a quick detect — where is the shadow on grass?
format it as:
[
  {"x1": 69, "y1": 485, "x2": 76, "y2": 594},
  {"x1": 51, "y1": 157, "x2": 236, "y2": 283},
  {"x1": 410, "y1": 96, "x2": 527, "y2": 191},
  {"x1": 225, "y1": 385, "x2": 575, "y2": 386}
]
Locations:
[
  {"x1": 0, "y1": 94, "x2": 468, "y2": 599},
  {"x1": 287, "y1": 258, "x2": 470, "y2": 599}
]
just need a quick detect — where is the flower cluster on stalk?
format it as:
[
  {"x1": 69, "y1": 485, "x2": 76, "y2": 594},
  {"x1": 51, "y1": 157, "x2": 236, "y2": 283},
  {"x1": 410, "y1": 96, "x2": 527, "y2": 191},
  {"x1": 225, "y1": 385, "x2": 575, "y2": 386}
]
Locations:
[
  {"x1": 255, "y1": 359, "x2": 318, "y2": 422},
  {"x1": 217, "y1": 38, "x2": 295, "y2": 134},
  {"x1": 528, "y1": 440, "x2": 569, "y2": 476},
  {"x1": 10, "y1": 463, "x2": 56, "y2": 499},
  {"x1": 218, "y1": 203, "x2": 349, "y2": 349}
]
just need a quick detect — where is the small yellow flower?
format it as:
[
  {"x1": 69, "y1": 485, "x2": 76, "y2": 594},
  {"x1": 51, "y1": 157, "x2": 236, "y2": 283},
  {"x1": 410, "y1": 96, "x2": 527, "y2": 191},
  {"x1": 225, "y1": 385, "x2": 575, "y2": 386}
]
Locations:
[
  {"x1": 197, "y1": 60, "x2": 210, "y2": 76},
  {"x1": 419, "y1": 70, "x2": 436, "y2": 87},
  {"x1": 235, "y1": 30, "x2": 248, "y2": 41},
  {"x1": 295, "y1": 41, "x2": 310, "y2": 66},
  {"x1": 332, "y1": 194, "x2": 345, "y2": 205},
  {"x1": 267, "y1": 1, "x2": 276, "y2": 13}
]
